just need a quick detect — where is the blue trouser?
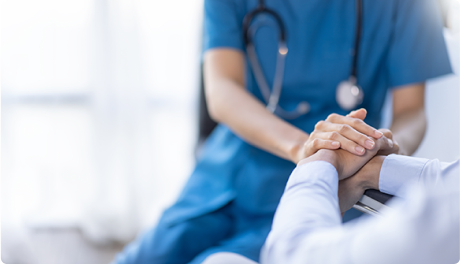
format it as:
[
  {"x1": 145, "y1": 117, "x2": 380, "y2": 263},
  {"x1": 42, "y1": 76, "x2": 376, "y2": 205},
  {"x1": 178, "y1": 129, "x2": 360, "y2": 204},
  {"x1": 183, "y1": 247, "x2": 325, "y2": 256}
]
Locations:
[{"x1": 112, "y1": 201, "x2": 273, "y2": 264}]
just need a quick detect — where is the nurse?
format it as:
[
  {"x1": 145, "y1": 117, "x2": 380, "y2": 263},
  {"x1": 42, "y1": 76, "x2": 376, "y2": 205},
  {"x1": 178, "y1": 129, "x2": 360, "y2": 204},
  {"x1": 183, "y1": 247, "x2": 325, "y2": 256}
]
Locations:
[{"x1": 113, "y1": 0, "x2": 452, "y2": 263}]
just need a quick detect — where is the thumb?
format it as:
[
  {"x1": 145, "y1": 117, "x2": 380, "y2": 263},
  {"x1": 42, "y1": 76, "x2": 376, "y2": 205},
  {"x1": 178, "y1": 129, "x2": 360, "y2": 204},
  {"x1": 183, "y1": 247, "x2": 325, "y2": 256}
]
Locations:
[{"x1": 346, "y1": 108, "x2": 367, "y2": 120}]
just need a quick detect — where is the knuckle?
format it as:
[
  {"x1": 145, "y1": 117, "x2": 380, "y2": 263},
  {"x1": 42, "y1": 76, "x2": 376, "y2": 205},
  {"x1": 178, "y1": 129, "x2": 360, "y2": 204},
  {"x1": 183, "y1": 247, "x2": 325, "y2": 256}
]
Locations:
[
  {"x1": 314, "y1": 121, "x2": 323, "y2": 130},
  {"x1": 327, "y1": 113, "x2": 337, "y2": 121},
  {"x1": 329, "y1": 131, "x2": 339, "y2": 140},
  {"x1": 338, "y1": 124, "x2": 350, "y2": 133},
  {"x1": 352, "y1": 119, "x2": 363, "y2": 126},
  {"x1": 310, "y1": 131, "x2": 317, "y2": 138},
  {"x1": 312, "y1": 138, "x2": 321, "y2": 148}
]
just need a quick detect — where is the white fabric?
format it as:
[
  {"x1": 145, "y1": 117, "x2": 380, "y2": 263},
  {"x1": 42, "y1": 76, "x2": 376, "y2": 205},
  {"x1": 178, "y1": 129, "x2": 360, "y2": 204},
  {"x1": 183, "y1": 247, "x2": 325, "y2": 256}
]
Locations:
[
  {"x1": 261, "y1": 156, "x2": 459, "y2": 264},
  {"x1": 378, "y1": 154, "x2": 428, "y2": 197},
  {"x1": 202, "y1": 252, "x2": 257, "y2": 264}
]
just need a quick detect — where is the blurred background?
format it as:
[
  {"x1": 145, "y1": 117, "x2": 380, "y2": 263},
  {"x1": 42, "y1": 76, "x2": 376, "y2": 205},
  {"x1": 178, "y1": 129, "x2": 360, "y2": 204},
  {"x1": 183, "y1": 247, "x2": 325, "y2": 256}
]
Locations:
[{"x1": 1, "y1": 0, "x2": 459, "y2": 263}]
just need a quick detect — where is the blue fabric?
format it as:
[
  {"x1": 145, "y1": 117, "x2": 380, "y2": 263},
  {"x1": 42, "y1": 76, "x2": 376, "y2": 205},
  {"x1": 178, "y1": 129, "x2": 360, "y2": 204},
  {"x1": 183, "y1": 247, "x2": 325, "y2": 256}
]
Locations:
[
  {"x1": 112, "y1": 201, "x2": 272, "y2": 264},
  {"x1": 114, "y1": 0, "x2": 452, "y2": 263}
]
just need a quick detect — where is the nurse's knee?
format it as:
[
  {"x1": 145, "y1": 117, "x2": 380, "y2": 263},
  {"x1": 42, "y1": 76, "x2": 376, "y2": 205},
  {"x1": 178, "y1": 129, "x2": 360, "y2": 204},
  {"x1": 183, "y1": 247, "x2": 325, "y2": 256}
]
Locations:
[{"x1": 113, "y1": 210, "x2": 233, "y2": 264}]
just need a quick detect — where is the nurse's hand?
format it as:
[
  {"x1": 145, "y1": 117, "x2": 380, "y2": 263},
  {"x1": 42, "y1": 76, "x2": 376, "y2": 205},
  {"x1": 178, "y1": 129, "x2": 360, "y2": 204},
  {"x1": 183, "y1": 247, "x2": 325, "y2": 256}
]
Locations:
[
  {"x1": 299, "y1": 109, "x2": 383, "y2": 161},
  {"x1": 347, "y1": 111, "x2": 400, "y2": 155},
  {"x1": 298, "y1": 134, "x2": 393, "y2": 180}
]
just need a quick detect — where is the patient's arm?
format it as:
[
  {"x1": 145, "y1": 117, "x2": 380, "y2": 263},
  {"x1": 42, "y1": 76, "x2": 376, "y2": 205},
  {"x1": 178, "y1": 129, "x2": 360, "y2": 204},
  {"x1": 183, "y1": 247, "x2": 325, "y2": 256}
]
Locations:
[
  {"x1": 261, "y1": 154, "x2": 459, "y2": 264},
  {"x1": 377, "y1": 154, "x2": 452, "y2": 197},
  {"x1": 338, "y1": 154, "x2": 456, "y2": 212}
]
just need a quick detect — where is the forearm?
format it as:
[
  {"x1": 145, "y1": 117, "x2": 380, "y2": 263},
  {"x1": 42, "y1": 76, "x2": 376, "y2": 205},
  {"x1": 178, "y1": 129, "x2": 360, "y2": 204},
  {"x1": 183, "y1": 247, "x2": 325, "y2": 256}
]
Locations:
[
  {"x1": 265, "y1": 185, "x2": 459, "y2": 264},
  {"x1": 390, "y1": 83, "x2": 426, "y2": 156},
  {"x1": 390, "y1": 107, "x2": 426, "y2": 156},
  {"x1": 262, "y1": 161, "x2": 342, "y2": 264},
  {"x1": 377, "y1": 155, "x2": 453, "y2": 198},
  {"x1": 204, "y1": 50, "x2": 309, "y2": 163},
  {"x1": 358, "y1": 155, "x2": 458, "y2": 200},
  {"x1": 264, "y1": 152, "x2": 459, "y2": 264}
]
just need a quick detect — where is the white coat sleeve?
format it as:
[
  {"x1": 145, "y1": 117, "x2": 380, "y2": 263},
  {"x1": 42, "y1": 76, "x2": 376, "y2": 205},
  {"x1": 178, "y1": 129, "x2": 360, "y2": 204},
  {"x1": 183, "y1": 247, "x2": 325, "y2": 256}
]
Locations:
[{"x1": 261, "y1": 157, "x2": 459, "y2": 264}]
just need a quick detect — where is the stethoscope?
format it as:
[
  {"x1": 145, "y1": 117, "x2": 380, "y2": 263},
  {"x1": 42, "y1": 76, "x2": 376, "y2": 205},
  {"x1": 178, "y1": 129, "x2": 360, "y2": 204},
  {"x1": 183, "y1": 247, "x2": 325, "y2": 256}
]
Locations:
[{"x1": 243, "y1": 0, "x2": 364, "y2": 119}]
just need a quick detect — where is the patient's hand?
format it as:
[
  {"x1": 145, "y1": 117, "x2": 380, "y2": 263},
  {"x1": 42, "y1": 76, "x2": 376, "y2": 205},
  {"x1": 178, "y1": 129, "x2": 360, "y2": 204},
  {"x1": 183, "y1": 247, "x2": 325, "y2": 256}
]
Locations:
[
  {"x1": 333, "y1": 133, "x2": 391, "y2": 180},
  {"x1": 338, "y1": 156, "x2": 385, "y2": 213}
]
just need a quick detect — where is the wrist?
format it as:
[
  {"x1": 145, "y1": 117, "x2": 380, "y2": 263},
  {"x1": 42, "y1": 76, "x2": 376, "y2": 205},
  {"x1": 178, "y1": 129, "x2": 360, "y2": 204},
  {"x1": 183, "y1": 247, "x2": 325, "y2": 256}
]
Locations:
[
  {"x1": 298, "y1": 149, "x2": 340, "y2": 173},
  {"x1": 361, "y1": 155, "x2": 386, "y2": 190},
  {"x1": 289, "y1": 135, "x2": 310, "y2": 163}
]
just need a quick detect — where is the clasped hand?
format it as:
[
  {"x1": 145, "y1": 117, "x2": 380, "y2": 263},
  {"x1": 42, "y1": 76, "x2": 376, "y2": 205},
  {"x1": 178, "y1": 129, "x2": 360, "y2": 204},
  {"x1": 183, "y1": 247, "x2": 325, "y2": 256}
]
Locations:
[
  {"x1": 298, "y1": 132, "x2": 392, "y2": 180},
  {"x1": 294, "y1": 108, "x2": 399, "y2": 163},
  {"x1": 298, "y1": 108, "x2": 398, "y2": 213}
]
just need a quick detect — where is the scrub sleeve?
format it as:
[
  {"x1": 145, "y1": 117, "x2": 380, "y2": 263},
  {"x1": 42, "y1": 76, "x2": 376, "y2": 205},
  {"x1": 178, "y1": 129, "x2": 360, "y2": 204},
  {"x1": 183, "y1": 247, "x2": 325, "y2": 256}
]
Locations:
[{"x1": 386, "y1": 0, "x2": 452, "y2": 88}]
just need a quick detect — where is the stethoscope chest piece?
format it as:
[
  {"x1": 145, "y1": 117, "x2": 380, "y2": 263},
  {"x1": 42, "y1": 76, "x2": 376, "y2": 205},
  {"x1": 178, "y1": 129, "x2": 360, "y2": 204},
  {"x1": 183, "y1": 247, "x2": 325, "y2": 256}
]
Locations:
[{"x1": 336, "y1": 77, "x2": 364, "y2": 111}]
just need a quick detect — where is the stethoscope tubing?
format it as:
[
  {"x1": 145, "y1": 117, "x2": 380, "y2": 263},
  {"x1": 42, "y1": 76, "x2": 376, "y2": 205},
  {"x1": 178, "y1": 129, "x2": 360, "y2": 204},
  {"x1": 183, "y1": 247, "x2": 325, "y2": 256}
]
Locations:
[
  {"x1": 244, "y1": 0, "x2": 363, "y2": 118},
  {"x1": 243, "y1": 1, "x2": 286, "y2": 46},
  {"x1": 352, "y1": 0, "x2": 362, "y2": 79}
]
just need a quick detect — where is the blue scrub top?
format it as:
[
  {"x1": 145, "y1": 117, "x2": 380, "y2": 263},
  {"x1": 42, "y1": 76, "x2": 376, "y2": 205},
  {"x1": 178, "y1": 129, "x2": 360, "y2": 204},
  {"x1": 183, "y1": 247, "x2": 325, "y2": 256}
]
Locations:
[{"x1": 162, "y1": 0, "x2": 452, "y2": 226}]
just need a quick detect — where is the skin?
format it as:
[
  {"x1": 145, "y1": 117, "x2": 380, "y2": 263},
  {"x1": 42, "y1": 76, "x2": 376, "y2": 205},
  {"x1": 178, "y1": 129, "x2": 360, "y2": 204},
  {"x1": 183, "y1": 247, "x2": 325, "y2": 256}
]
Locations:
[
  {"x1": 390, "y1": 84, "x2": 426, "y2": 156},
  {"x1": 297, "y1": 137, "x2": 392, "y2": 181},
  {"x1": 338, "y1": 156, "x2": 385, "y2": 213},
  {"x1": 298, "y1": 146, "x2": 388, "y2": 214},
  {"x1": 204, "y1": 48, "x2": 426, "y2": 162}
]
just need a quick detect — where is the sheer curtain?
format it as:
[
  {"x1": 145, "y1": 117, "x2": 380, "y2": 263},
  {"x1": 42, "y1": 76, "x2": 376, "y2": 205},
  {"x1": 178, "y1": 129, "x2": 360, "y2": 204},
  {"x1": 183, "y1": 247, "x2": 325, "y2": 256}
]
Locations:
[{"x1": 2, "y1": 0, "x2": 203, "y2": 247}]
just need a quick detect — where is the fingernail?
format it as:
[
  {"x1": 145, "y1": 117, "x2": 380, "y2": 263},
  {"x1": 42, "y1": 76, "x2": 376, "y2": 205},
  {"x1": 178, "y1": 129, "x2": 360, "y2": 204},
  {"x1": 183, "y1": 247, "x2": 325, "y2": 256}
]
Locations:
[
  {"x1": 355, "y1": 146, "x2": 365, "y2": 154},
  {"x1": 332, "y1": 141, "x2": 340, "y2": 147},
  {"x1": 365, "y1": 139, "x2": 375, "y2": 149},
  {"x1": 374, "y1": 130, "x2": 383, "y2": 138}
]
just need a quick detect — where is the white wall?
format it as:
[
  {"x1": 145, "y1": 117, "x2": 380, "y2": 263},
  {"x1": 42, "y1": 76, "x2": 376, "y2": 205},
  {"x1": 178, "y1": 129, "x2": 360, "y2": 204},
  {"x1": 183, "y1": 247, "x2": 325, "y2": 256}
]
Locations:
[{"x1": 413, "y1": 30, "x2": 460, "y2": 162}]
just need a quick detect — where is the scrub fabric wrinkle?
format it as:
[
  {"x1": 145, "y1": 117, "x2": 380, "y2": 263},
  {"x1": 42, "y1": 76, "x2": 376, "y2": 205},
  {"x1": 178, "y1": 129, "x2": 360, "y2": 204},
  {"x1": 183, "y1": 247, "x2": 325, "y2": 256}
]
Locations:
[{"x1": 112, "y1": 0, "x2": 452, "y2": 263}]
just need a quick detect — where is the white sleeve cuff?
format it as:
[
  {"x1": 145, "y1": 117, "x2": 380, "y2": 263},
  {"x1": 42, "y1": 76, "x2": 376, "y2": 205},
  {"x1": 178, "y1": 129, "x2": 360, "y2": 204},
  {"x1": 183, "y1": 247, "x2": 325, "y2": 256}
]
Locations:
[
  {"x1": 288, "y1": 161, "x2": 339, "y2": 195},
  {"x1": 379, "y1": 154, "x2": 429, "y2": 196}
]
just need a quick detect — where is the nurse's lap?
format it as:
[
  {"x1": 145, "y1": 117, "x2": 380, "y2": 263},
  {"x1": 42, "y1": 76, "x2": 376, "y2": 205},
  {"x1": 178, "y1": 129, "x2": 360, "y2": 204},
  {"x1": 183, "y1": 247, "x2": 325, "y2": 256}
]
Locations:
[{"x1": 111, "y1": 208, "x2": 233, "y2": 264}]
